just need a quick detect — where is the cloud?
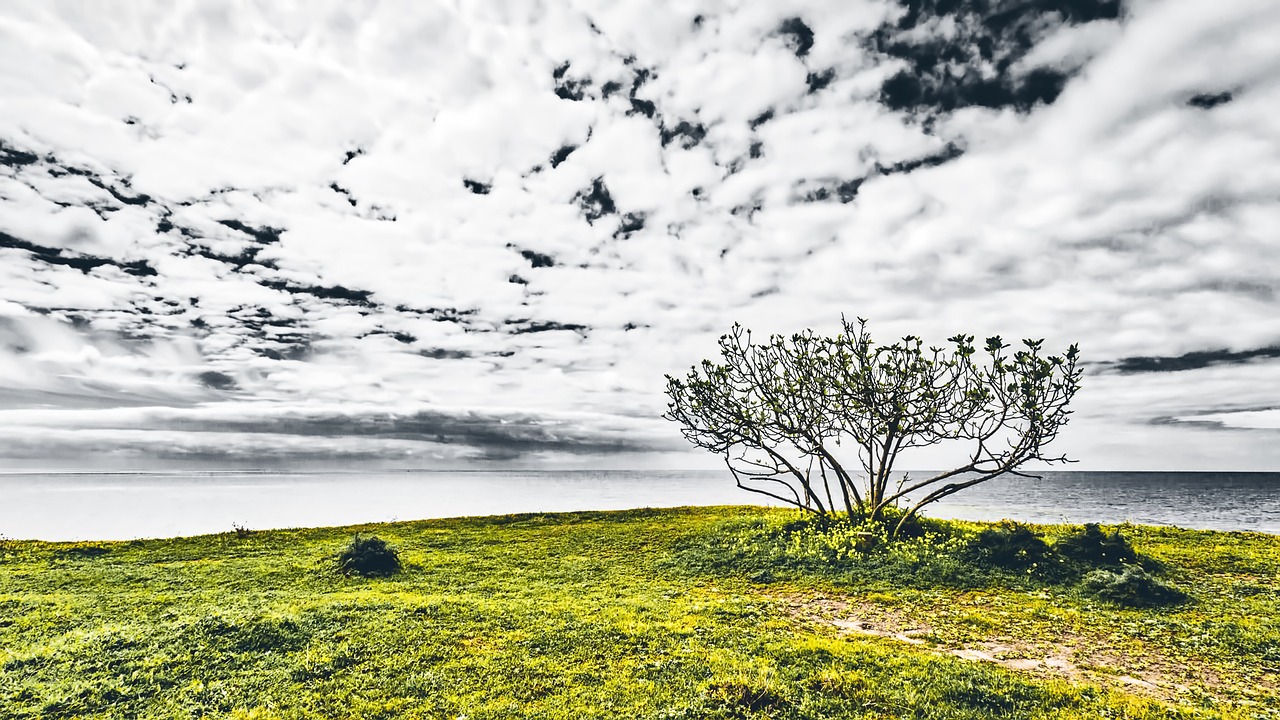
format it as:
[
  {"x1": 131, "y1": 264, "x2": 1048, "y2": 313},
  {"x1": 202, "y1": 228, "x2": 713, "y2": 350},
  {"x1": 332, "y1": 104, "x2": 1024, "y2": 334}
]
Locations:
[
  {"x1": 1101, "y1": 345, "x2": 1280, "y2": 374},
  {"x1": 0, "y1": 0, "x2": 1278, "y2": 469},
  {"x1": 0, "y1": 401, "x2": 677, "y2": 464},
  {"x1": 1174, "y1": 409, "x2": 1280, "y2": 431}
]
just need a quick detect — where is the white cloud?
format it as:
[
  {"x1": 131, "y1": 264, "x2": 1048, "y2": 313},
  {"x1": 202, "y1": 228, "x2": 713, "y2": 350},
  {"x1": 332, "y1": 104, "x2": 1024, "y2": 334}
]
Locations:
[
  {"x1": 1017, "y1": 20, "x2": 1122, "y2": 74},
  {"x1": 0, "y1": 0, "x2": 1277, "y2": 469}
]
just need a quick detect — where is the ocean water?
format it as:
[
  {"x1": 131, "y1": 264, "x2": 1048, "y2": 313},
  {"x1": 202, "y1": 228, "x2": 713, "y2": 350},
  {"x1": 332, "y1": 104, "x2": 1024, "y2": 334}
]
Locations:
[{"x1": 1, "y1": 469, "x2": 1277, "y2": 541}]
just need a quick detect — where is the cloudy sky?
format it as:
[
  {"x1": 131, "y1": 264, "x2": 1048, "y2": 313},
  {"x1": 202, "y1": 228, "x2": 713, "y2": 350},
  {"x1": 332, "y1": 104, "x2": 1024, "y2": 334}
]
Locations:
[{"x1": 1, "y1": 0, "x2": 1278, "y2": 471}]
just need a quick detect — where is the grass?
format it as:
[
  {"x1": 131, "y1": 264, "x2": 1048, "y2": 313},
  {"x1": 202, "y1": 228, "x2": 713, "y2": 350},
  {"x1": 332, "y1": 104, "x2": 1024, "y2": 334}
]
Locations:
[{"x1": 1, "y1": 506, "x2": 1277, "y2": 719}]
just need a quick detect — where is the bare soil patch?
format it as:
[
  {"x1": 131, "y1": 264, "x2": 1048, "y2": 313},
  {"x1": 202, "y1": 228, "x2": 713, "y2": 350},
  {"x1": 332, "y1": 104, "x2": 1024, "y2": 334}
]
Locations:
[{"x1": 776, "y1": 593, "x2": 1228, "y2": 702}]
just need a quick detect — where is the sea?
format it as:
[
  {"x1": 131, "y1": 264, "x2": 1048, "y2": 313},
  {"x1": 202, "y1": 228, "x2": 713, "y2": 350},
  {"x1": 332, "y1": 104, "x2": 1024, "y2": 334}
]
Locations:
[{"x1": 1, "y1": 469, "x2": 1277, "y2": 541}]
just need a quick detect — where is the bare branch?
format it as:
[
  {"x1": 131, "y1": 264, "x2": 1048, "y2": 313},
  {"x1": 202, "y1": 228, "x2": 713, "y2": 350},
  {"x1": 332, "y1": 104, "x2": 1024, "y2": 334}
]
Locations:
[{"x1": 663, "y1": 317, "x2": 1082, "y2": 533}]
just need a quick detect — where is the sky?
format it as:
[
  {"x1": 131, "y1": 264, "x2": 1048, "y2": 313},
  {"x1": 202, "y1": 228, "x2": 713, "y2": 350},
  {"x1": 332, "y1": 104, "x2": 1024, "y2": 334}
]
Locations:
[{"x1": 1, "y1": 0, "x2": 1278, "y2": 472}]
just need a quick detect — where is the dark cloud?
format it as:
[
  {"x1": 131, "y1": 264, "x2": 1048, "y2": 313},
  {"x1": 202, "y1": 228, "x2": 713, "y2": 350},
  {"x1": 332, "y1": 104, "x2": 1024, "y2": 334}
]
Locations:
[
  {"x1": 805, "y1": 69, "x2": 836, "y2": 95},
  {"x1": 516, "y1": 248, "x2": 556, "y2": 268},
  {"x1": 259, "y1": 279, "x2": 375, "y2": 307},
  {"x1": 330, "y1": 182, "x2": 360, "y2": 205},
  {"x1": 574, "y1": 177, "x2": 617, "y2": 223},
  {"x1": 549, "y1": 144, "x2": 577, "y2": 168},
  {"x1": 462, "y1": 178, "x2": 491, "y2": 195},
  {"x1": 197, "y1": 371, "x2": 238, "y2": 390},
  {"x1": 877, "y1": 142, "x2": 965, "y2": 175},
  {"x1": 624, "y1": 58, "x2": 658, "y2": 118},
  {"x1": 659, "y1": 120, "x2": 707, "y2": 149},
  {"x1": 796, "y1": 178, "x2": 863, "y2": 204},
  {"x1": 628, "y1": 97, "x2": 656, "y2": 118},
  {"x1": 1187, "y1": 91, "x2": 1234, "y2": 109},
  {"x1": 552, "y1": 62, "x2": 592, "y2": 102},
  {"x1": 0, "y1": 229, "x2": 158, "y2": 277},
  {"x1": 790, "y1": 143, "x2": 963, "y2": 204},
  {"x1": 0, "y1": 140, "x2": 40, "y2": 167},
  {"x1": 0, "y1": 407, "x2": 672, "y2": 462},
  {"x1": 184, "y1": 238, "x2": 273, "y2": 270},
  {"x1": 419, "y1": 348, "x2": 473, "y2": 360},
  {"x1": 775, "y1": 17, "x2": 815, "y2": 59},
  {"x1": 394, "y1": 305, "x2": 477, "y2": 323},
  {"x1": 1149, "y1": 408, "x2": 1280, "y2": 432},
  {"x1": 748, "y1": 109, "x2": 774, "y2": 130},
  {"x1": 216, "y1": 219, "x2": 284, "y2": 245},
  {"x1": 507, "y1": 320, "x2": 588, "y2": 335},
  {"x1": 614, "y1": 212, "x2": 646, "y2": 240},
  {"x1": 90, "y1": 177, "x2": 152, "y2": 207},
  {"x1": 1106, "y1": 346, "x2": 1280, "y2": 374},
  {"x1": 870, "y1": 0, "x2": 1122, "y2": 114},
  {"x1": 3, "y1": 141, "x2": 158, "y2": 223}
]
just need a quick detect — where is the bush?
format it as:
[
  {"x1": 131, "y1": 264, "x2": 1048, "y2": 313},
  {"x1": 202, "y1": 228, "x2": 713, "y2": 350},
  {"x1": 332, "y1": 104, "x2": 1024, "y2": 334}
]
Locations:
[
  {"x1": 1055, "y1": 524, "x2": 1137, "y2": 567},
  {"x1": 858, "y1": 505, "x2": 936, "y2": 540},
  {"x1": 705, "y1": 679, "x2": 787, "y2": 714},
  {"x1": 337, "y1": 534, "x2": 401, "y2": 578},
  {"x1": 1081, "y1": 566, "x2": 1188, "y2": 607},
  {"x1": 673, "y1": 512, "x2": 997, "y2": 590},
  {"x1": 966, "y1": 521, "x2": 1054, "y2": 572}
]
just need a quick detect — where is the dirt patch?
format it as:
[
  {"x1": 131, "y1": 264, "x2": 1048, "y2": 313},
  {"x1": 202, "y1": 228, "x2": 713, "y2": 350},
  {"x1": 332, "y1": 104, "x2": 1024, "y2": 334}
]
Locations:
[{"x1": 775, "y1": 593, "x2": 1200, "y2": 701}]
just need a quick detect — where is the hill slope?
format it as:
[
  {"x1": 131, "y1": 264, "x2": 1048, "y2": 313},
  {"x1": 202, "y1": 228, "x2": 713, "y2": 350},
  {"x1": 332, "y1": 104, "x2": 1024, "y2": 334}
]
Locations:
[{"x1": 2, "y1": 507, "x2": 1276, "y2": 718}]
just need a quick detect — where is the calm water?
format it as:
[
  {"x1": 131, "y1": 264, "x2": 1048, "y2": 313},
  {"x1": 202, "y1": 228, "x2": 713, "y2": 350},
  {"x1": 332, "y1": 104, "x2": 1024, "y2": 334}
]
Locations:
[{"x1": 1, "y1": 469, "x2": 1277, "y2": 541}]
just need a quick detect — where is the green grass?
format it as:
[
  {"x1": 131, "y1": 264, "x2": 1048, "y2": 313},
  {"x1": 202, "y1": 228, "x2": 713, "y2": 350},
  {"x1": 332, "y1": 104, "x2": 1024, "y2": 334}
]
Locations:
[{"x1": 1, "y1": 506, "x2": 1277, "y2": 719}]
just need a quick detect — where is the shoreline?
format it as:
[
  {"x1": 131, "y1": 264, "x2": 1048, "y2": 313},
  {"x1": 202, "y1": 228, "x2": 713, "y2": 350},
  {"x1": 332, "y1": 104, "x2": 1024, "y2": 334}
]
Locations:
[
  {"x1": 4, "y1": 468, "x2": 1279, "y2": 541},
  {"x1": 5, "y1": 504, "x2": 1279, "y2": 546}
]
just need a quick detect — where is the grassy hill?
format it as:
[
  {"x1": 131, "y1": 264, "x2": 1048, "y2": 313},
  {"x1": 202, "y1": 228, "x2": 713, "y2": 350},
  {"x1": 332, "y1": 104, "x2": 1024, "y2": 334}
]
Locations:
[{"x1": 1, "y1": 507, "x2": 1277, "y2": 719}]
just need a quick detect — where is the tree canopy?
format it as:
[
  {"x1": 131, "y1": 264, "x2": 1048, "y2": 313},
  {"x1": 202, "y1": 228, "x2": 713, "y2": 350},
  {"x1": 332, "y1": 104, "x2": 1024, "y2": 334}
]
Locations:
[{"x1": 663, "y1": 317, "x2": 1082, "y2": 534}]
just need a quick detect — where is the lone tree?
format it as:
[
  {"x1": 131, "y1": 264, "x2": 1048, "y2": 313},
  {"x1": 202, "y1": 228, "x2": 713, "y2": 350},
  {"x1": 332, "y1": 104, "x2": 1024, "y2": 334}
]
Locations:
[{"x1": 664, "y1": 317, "x2": 1082, "y2": 535}]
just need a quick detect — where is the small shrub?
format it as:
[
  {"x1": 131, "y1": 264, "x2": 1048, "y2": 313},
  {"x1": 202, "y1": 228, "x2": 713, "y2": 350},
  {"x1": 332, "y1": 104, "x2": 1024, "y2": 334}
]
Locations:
[
  {"x1": 232, "y1": 523, "x2": 252, "y2": 539},
  {"x1": 337, "y1": 534, "x2": 401, "y2": 578},
  {"x1": 1055, "y1": 524, "x2": 1137, "y2": 567},
  {"x1": 768, "y1": 514, "x2": 887, "y2": 566},
  {"x1": 188, "y1": 613, "x2": 310, "y2": 653},
  {"x1": 57, "y1": 545, "x2": 111, "y2": 560},
  {"x1": 676, "y1": 512, "x2": 1037, "y2": 590},
  {"x1": 706, "y1": 679, "x2": 787, "y2": 713},
  {"x1": 1081, "y1": 566, "x2": 1188, "y2": 607},
  {"x1": 966, "y1": 521, "x2": 1054, "y2": 572}
]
